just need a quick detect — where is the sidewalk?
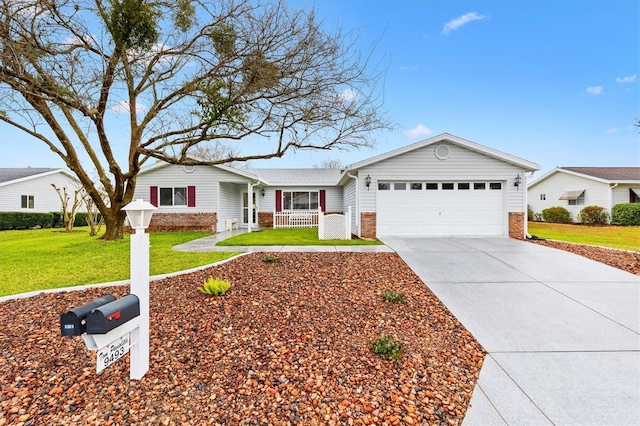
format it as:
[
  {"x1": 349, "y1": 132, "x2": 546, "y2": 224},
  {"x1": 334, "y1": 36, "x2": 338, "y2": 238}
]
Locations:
[{"x1": 172, "y1": 228, "x2": 394, "y2": 253}]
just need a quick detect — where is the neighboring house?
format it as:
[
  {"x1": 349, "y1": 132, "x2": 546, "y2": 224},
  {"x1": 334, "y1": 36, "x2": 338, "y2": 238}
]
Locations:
[
  {"x1": 133, "y1": 133, "x2": 539, "y2": 239},
  {"x1": 0, "y1": 168, "x2": 84, "y2": 213},
  {"x1": 527, "y1": 167, "x2": 640, "y2": 221}
]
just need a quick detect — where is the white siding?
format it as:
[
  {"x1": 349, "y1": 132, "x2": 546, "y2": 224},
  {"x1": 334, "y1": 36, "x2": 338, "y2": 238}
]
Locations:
[
  {"x1": 613, "y1": 185, "x2": 639, "y2": 206},
  {"x1": 134, "y1": 164, "x2": 251, "y2": 213},
  {"x1": 358, "y1": 143, "x2": 524, "y2": 213},
  {"x1": 343, "y1": 178, "x2": 357, "y2": 235},
  {"x1": 217, "y1": 183, "x2": 240, "y2": 232},
  {"x1": 0, "y1": 172, "x2": 85, "y2": 213},
  {"x1": 528, "y1": 172, "x2": 610, "y2": 221}
]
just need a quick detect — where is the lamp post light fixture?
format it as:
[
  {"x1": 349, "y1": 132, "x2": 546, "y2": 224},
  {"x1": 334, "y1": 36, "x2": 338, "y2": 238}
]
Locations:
[
  {"x1": 121, "y1": 199, "x2": 156, "y2": 380},
  {"x1": 261, "y1": 188, "x2": 265, "y2": 197},
  {"x1": 514, "y1": 174, "x2": 522, "y2": 190},
  {"x1": 365, "y1": 174, "x2": 372, "y2": 190}
]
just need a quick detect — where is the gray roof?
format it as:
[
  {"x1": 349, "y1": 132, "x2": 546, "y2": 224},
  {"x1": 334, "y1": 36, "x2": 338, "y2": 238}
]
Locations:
[
  {"x1": 562, "y1": 167, "x2": 640, "y2": 181},
  {"x1": 0, "y1": 168, "x2": 62, "y2": 184},
  {"x1": 247, "y1": 168, "x2": 344, "y2": 185}
]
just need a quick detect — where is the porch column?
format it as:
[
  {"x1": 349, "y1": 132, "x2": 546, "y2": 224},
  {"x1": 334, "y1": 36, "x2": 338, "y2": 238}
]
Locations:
[{"x1": 247, "y1": 182, "x2": 253, "y2": 233}]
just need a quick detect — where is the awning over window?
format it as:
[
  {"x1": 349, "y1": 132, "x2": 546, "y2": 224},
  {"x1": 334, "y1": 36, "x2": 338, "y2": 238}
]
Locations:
[{"x1": 559, "y1": 190, "x2": 585, "y2": 201}]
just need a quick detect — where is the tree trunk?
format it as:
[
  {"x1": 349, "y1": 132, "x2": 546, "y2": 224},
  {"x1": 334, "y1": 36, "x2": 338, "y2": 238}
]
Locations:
[{"x1": 101, "y1": 209, "x2": 127, "y2": 240}]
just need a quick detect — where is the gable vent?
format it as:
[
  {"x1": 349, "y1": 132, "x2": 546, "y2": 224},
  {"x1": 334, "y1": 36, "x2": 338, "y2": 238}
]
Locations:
[{"x1": 435, "y1": 144, "x2": 450, "y2": 160}]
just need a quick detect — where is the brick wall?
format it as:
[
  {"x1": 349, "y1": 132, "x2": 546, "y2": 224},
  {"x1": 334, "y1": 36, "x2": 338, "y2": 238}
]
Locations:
[
  {"x1": 508, "y1": 212, "x2": 525, "y2": 239},
  {"x1": 258, "y1": 212, "x2": 272, "y2": 228},
  {"x1": 360, "y1": 212, "x2": 377, "y2": 239},
  {"x1": 142, "y1": 212, "x2": 217, "y2": 232}
]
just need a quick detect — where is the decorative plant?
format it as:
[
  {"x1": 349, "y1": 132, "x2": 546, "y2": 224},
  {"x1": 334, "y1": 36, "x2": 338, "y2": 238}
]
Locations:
[
  {"x1": 198, "y1": 277, "x2": 231, "y2": 296},
  {"x1": 371, "y1": 334, "x2": 402, "y2": 361},
  {"x1": 262, "y1": 254, "x2": 280, "y2": 263},
  {"x1": 382, "y1": 290, "x2": 405, "y2": 303}
]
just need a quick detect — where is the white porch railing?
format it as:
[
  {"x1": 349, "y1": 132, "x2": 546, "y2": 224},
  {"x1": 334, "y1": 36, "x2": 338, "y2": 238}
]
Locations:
[
  {"x1": 273, "y1": 209, "x2": 320, "y2": 228},
  {"x1": 318, "y1": 206, "x2": 352, "y2": 240}
]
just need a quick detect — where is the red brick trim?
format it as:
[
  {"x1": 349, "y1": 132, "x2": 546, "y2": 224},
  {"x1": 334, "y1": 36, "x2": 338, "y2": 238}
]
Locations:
[
  {"x1": 360, "y1": 212, "x2": 377, "y2": 239},
  {"x1": 509, "y1": 212, "x2": 525, "y2": 240}
]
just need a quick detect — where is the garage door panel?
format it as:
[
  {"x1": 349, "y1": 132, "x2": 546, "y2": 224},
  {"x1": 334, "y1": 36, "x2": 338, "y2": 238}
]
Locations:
[{"x1": 376, "y1": 182, "x2": 504, "y2": 236}]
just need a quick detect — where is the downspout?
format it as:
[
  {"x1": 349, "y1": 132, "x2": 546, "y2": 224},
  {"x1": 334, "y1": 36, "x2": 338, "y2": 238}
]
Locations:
[
  {"x1": 524, "y1": 171, "x2": 534, "y2": 238},
  {"x1": 609, "y1": 183, "x2": 618, "y2": 223},
  {"x1": 347, "y1": 171, "x2": 361, "y2": 238}
]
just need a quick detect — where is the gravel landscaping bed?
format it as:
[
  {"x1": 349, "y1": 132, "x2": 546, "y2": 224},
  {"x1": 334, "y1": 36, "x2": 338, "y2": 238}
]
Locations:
[
  {"x1": 0, "y1": 252, "x2": 485, "y2": 425},
  {"x1": 529, "y1": 240, "x2": 640, "y2": 275}
]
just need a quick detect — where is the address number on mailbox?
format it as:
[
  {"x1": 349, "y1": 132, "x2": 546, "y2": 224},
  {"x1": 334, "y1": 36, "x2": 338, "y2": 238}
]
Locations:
[{"x1": 97, "y1": 333, "x2": 130, "y2": 374}]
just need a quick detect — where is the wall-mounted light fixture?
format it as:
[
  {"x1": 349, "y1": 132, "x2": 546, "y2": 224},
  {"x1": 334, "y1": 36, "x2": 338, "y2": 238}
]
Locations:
[
  {"x1": 514, "y1": 174, "x2": 522, "y2": 190},
  {"x1": 365, "y1": 174, "x2": 371, "y2": 190},
  {"x1": 260, "y1": 188, "x2": 265, "y2": 197}
]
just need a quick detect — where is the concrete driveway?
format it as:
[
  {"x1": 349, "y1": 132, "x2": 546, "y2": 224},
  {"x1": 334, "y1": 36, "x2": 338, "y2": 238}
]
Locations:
[{"x1": 380, "y1": 237, "x2": 640, "y2": 425}]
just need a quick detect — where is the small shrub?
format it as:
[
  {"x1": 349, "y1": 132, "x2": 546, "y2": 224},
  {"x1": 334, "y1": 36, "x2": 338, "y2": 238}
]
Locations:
[
  {"x1": 541, "y1": 206, "x2": 571, "y2": 223},
  {"x1": 577, "y1": 205, "x2": 610, "y2": 225},
  {"x1": 611, "y1": 203, "x2": 640, "y2": 226},
  {"x1": 382, "y1": 290, "x2": 405, "y2": 303},
  {"x1": 198, "y1": 277, "x2": 231, "y2": 296},
  {"x1": 371, "y1": 334, "x2": 402, "y2": 361},
  {"x1": 262, "y1": 254, "x2": 280, "y2": 263},
  {"x1": 527, "y1": 205, "x2": 534, "y2": 221}
]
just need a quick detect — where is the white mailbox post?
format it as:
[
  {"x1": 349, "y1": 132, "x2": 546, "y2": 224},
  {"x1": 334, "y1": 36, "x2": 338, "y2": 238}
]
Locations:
[{"x1": 122, "y1": 199, "x2": 156, "y2": 380}]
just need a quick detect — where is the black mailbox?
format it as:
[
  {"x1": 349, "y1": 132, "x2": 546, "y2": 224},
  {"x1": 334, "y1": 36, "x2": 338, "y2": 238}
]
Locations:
[
  {"x1": 60, "y1": 295, "x2": 117, "y2": 336},
  {"x1": 86, "y1": 294, "x2": 140, "y2": 334}
]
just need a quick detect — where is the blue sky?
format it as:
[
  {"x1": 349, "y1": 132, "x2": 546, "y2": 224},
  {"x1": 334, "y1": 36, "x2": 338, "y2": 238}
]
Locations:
[{"x1": 1, "y1": 0, "x2": 638, "y2": 179}]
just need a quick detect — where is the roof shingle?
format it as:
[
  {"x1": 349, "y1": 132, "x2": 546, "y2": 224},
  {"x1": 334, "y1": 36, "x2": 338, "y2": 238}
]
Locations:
[
  {"x1": 562, "y1": 167, "x2": 640, "y2": 181},
  {"x1": 0, "y1": 168, "x2": 61, "y2": 184}
]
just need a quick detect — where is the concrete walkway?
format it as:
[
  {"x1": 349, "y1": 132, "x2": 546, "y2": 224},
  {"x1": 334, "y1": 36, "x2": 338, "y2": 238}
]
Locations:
[
  {"x1": 172, "y1": 228, "x2": 394, "y2": 253},
  {"x1": 380, "y1": 237, "x2": 640, "y2": 425}
]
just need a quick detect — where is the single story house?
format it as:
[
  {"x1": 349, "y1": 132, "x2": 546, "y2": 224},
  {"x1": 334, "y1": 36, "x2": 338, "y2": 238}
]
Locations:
[
  {"x1": 0, "y1": 168, "x2": 84, "y2": 213},
  {"x1": 133, "y1": 133, "x2": 539, "y2": 239},
  {"x1": 527, "y1": 167, "x2": 640, "y2": 222}
]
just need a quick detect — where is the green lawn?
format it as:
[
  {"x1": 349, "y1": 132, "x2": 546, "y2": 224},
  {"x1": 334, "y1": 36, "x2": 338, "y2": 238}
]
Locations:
[
  {"x1": 216, "y1": 227, "x2": 383, "y2": 246},
  {"x1": 0, "y1": 228, "x2": 239, "y2": 297},
  {"x1": 528, "y1": 222, "x2": 640, "y2": 251}
]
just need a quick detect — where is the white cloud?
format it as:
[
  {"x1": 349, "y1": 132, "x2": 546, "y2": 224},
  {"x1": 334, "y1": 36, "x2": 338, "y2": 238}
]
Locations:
[
  {"x1": 615, "y1": 74, "x2": 636, "y2": 84},
  {"x1": 586, "y1": 86, "x2": 603, "y2": 95},
  {"x1": 400, "y1": 65, "x2": 418, "y2": 71},
  {"x1": 334, "y1": 88, "x2": 358, "y2": 104},
  {"x1": 442, "y1": 12, "x2": 486, "y2": 35},
  {"x1": 605, "y1": 128, "x2": 618, "y2": 134},
  {"x1": 111, "y1": 101, "x2": 146, "y2": 114},
  {"x1": 404, "y1": 124, "x2": 433, "y2": 139}
]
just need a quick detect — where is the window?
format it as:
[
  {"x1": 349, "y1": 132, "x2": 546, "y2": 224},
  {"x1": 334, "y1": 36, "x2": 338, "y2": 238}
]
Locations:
[
  {"x1": 458, "y1": 183, "x2": 470, "y2": 190},
  {"x1": 160, "y1": 187, "x2": 187, "y2": 206},
  {"x1": 378, "y1": 183, "x2": 390, "y2": 190},
  {"x1": 442, "y1": 183, "x2": 454, "y2": 190},
  {"x1": 630, "y1": 189, "x2": 640, "y2": 203},
  {"x1": 540, "y1": 194, "x2": 546, "y2": 201},
  {"x1": 21, "y1": 195, "x2": 34, "y2": 209},
  {"x1": 426, "y1": 183, "x2": 438, "y2": 190},
  {"x1": 410, "y1": 183, "x2": 423, "y2": 190},
  {"x1": 490, "y1": 182, "x2": 502, "y2": 190},
  {"x1": 474, "y1": 183, "x2": 486, "y2": 190},
  {"x1": 568, "y1": 193, "x2": 585, "y2": 205},
  {"x1": 394, "y1": 183, "x2": 406, "y2": 190},
  {"x1": 283, "y1": 191, "x2": 319, "y2": 210}
]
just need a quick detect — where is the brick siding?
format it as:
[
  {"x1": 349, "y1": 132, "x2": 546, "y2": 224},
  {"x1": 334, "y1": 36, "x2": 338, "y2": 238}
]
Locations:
[
  {"x1": 141, "y1": 212, "x2": 217, "y2": 232},
  {"x1": 508, "y1": 212, "x2": 525, "y2": 239},
  {"x1": 360, "y1": 212, "x2": 377, "y2": 239}
]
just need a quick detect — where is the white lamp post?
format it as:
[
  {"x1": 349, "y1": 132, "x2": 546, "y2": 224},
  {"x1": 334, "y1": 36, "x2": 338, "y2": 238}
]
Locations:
[{"x1": 122, "y1": 199, "x2": 156, "y2": 380}]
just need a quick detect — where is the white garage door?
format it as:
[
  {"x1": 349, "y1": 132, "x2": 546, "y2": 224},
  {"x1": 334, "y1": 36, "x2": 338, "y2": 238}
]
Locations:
[{"x1": 376, "y1": 181, "x2": 505, "y2": 236}]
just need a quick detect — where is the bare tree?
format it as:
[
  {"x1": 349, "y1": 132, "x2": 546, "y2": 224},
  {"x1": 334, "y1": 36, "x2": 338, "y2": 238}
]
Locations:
[
  {"x1": 0, "y1": 0, "x2": 391, "y2": 239},
  {"x1": 313, "y1": 158, "x2": 346, "y2": 169},
  {"x1": 51, "y1": 183, "x2": 87, "y2": 232}
]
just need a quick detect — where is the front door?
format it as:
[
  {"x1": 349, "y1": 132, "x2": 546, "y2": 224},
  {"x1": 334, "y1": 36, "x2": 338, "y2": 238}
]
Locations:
[{"x1": 242, "y1": 192, "x2": 257, "y2": 226}]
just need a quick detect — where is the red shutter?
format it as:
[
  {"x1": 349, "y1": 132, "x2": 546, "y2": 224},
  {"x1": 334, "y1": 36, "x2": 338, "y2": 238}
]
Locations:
[
  {"x1": 150, "y1": 186, "x2": 158, "y2": 207},
  {"x1": 320, "y1": 190, "x2": 326, "y2": 212},
  {"x1": 187, "y1": 186, "x2": 196, "y2": 207},
  {"x1": 275, "y1": 190, "x2": 282, "y2": 212}
]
